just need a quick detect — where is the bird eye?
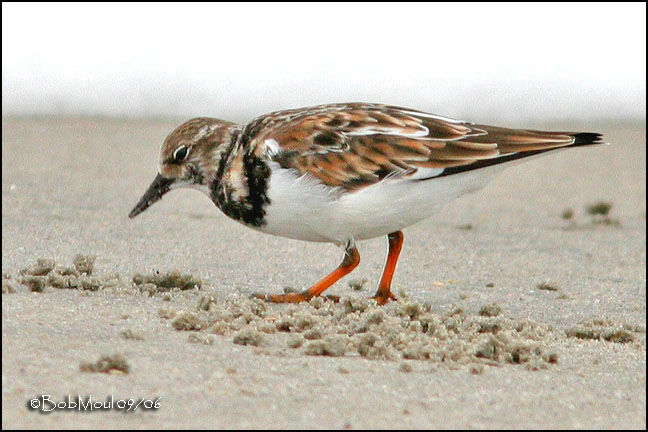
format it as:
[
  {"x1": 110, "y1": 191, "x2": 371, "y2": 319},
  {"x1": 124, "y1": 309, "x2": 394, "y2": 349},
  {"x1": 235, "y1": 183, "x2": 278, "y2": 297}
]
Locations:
[{"x1": 173, "y1": 145, "x2": 189, "y2": 163}]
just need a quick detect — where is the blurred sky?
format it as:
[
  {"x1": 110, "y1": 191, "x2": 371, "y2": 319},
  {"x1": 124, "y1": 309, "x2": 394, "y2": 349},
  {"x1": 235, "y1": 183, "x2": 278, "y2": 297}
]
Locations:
[{"x1": 2, "y1": 3, "x2": 646, "y2": 123}]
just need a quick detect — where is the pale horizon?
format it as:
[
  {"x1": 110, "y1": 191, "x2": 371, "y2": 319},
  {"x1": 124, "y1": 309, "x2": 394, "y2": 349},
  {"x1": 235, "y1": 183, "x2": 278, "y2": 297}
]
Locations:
[{"x1": 2, "y1": 3, "x2": 645, "y2": 123}]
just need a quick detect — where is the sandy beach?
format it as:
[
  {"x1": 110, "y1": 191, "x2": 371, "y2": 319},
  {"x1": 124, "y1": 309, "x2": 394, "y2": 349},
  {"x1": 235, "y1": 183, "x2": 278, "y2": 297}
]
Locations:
[{"x1": 2, "y1": 117, "x2": 645, "y2": 429}]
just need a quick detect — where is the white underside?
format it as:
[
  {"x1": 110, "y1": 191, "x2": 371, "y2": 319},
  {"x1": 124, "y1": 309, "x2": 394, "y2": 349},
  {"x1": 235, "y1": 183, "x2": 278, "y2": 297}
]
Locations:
[{"x1": 254, "y1": 161, "x2": 505, "y2": 245}]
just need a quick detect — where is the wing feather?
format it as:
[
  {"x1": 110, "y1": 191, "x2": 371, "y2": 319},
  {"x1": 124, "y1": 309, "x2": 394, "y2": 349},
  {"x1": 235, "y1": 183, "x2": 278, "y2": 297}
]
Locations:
[{"x1": 240, "y1": 103, "x2": 598, "y2": 190}]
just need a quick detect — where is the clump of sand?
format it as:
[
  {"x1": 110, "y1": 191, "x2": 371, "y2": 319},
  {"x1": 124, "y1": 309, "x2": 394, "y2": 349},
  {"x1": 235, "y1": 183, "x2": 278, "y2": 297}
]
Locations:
[
  {"x1": 348, "y1": 278, "x2": 368, "y2": 291},
  {"x1": 479, "y1": 303, "x2": 502, "y2": 317},
  {"x1": 233, "y1": 328, "x2": 265, "y2": 347},
  {"x1": 587, "y1": 201, "x2": 621, "y2": 226},
  {"x1": 9, "y1": 256, "x2": 641, "y2": 373},
  {"x1": 79, "y1": 354, "x2": 129, "y2": 374},
  {"x1": 562, "y1": 200, "x2": 621, "y2": 229},
  {"x1": 188, "y1": 333, "x2": 214, "y2": 345},
  {"x1": 586, "y1": 201, "x2": 613, "y2": 217},
  {"x1": 73, "y1": 254, "x2": 96, "y2": 275},
  {"x1": 561, "y1": 208, "x2": 575, "y2": 220},
  {"x1": 11, "y1": 255, "x2": 118, "y2": 293},
  {"x1": 6, "y1": 257, "x2": 207, "y2": 298},
  {"x1": 156, "y1": 293, "x2": 562, "y2": 371},
  {"x1": 537, "y1": 281, "x2": 559, "y2": 291},
  {"x1": 566, "y1": 319, "x2": 636, "y2": 343},
  {"x1": 119, "y1": 329, "x2": 144, "y2": 341},
  {"x1": 2, "y1": 276, "x2": 17, "y2": 294},
  {"x1": 172, "y1": 312, "x2": 205, "y2": 331},
  {"x1": 133, "y1": 270, "x2": 202, "y2": 294}
]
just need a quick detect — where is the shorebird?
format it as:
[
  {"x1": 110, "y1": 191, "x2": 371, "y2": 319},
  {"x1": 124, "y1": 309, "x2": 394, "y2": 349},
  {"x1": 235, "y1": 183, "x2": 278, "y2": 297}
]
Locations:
[{"x1": 129, "y1": 103, "x2": 603, "y2": 304}]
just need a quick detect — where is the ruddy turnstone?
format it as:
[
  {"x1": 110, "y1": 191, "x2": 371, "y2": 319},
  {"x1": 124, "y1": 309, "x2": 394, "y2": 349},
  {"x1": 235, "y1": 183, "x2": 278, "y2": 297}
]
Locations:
[{"x1": 129, "y1": 103, "x2": 603, "y2": 304}]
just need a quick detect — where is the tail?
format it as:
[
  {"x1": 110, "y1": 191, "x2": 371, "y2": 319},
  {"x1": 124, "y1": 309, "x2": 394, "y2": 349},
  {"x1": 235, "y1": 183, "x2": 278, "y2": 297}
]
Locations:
[
  {"x1": 432, "y1": 128, "x2": 605, "y2": 178},
  {"x1": 570, "y1": 132, "x2": 605, "y2": 147},
  {"x1": 491, "y1": 128, "x2": 606, "y2": 153}
]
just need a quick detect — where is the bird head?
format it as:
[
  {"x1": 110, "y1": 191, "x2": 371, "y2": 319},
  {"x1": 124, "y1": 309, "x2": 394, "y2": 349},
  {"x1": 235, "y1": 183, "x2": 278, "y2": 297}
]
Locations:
[{"x1": 129, "y1": 117, "x2": 238, "y2": 218}]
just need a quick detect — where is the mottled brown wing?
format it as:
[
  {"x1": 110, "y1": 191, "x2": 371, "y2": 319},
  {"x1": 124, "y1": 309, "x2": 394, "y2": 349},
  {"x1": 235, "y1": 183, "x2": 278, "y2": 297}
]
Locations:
[{"x1": 243, "y1": 103, "x2": 600, "y2": 190}]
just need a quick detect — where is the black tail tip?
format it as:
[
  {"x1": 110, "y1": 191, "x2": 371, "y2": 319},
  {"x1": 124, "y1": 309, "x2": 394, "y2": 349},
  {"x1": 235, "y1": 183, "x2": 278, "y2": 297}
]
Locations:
[{"x1": 573, "y1": 132, "x2": 604, "y2": 145}]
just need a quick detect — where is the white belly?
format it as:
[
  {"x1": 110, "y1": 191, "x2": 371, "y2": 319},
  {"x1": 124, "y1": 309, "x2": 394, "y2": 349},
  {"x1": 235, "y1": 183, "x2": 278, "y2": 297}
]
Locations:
[{"x1": 255, "y1": 162, "x2": 502, "y2": 245}]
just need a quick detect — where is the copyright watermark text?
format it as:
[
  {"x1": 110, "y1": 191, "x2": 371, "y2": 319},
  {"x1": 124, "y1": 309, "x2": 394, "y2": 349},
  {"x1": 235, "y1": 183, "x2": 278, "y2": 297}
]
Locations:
[{"x1": 28, "y1": 395, "x2": 161, "y2": 413}]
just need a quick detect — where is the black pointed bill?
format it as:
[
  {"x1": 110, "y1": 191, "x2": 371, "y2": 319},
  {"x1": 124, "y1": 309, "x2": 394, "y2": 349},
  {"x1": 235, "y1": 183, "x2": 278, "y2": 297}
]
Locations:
[{"x1": 129, "y1": 174, "x2": 174, "y2": 219}]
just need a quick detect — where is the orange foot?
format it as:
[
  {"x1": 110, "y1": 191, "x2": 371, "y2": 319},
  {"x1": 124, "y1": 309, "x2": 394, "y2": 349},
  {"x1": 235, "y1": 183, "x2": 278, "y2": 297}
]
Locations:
[
  {"x1": 252, "y1": 246, "x2": 359, "y2": 304},
  {"x1": 370, "y1": 291, "x2": 397, "y2": 306}
]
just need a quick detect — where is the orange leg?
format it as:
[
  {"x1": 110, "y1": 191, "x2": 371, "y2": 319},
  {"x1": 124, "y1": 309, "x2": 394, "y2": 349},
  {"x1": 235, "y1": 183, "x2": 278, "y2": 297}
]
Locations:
[
  {"x1": 371, "y1": 231, "x2": 403, "y2": 305},
  {"x1": 254, "y1": 245, "x2": 360, "y2": 303}
]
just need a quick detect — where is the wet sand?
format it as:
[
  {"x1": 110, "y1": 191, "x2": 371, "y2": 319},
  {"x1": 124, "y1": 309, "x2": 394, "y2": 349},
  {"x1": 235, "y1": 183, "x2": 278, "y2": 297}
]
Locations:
[{"x1": 2, "y1": 117, "x2": 646, "y2": 429}]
